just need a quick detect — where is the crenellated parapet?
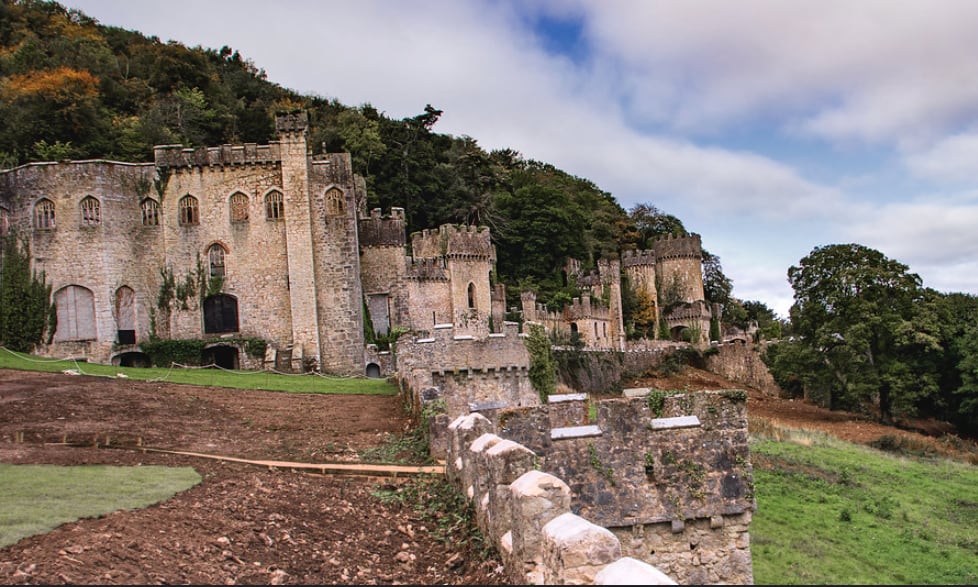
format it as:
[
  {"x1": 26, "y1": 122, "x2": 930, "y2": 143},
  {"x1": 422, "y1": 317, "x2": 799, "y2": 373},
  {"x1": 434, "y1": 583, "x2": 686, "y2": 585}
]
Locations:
[
  {"x1": 405, "y1": 257, "x2": 449, "y2": 281},
  {"x1": 652, "y1": 232, "x2": 703, "y2": 260},
  {"x1": 622, "y1": 249, "x2": 656, "y2": 268},
  {"x1": 358, "y1": 207, "x2": 406, "y2": 247},
  {"x1": 153, "y1": 142, "x2": 282, "y2": 169},
  {"x1": 274, "y1": 110, "x2": 309, "y2": 136},
  {"x1": 410, "y1": 223, "x2": 495, "y2": 260}
]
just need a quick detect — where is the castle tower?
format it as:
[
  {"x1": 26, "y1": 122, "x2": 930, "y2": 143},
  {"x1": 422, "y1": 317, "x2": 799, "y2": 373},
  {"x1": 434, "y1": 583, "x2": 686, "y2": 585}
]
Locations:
[
  {"x1": 359, "y1": 207, "x2": 408, "y2": 336},
  {"x1": 652, "y1": 233, "x2": 706, "y2": 305},
  {"x1": 652, "y1": 233, "x2": 711, "y2": 342},
  {"x1": 276, "y1": 111, "x2": 325, "y2": 370},
  {"x1": 598, "y1": 258, "x2": 625, "y2": 351},
  {"x1": 409, "y1": 224, "x2": 495, "y2": 338},
  {"x1": 622, "y1": 249, "x2": 659, "y2": 338}
]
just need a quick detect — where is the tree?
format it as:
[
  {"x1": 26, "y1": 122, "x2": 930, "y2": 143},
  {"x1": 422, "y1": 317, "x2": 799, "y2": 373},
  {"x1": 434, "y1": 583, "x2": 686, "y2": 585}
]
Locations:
[
  {"x1": 624, "y1": 203, "x2": 686, "y2": 249},
  {"x1": 777, "y1": 243, "x2": 939, "y2": 420},
  {"x1": 0, "y1": 234, "x2": 54, "y2": 352}
]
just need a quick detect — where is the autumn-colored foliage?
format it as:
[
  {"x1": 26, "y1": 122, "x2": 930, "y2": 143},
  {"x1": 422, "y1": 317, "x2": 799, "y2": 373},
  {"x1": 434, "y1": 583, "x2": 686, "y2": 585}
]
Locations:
[{"x1": 1, "y1": 66, "x2": 99, "y2": 101}]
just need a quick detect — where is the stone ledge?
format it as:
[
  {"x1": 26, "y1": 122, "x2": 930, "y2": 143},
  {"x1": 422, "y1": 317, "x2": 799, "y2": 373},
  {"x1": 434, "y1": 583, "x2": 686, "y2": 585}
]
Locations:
[
  {"x1": 649, "y1": 415, "x2": 701, "y2": 430},
  {"x1": 551, "y1": 425, "x2": 602, "y2": 440},
  {"x1": 548, "y1": 393, "x2": 587, "y2": 403}
]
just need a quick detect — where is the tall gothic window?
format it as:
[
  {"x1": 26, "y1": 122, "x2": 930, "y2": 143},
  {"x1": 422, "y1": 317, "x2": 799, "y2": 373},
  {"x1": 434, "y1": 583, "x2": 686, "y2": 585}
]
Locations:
[
  {"x1": 179, "y1": 195, "x2": 199, "y2": 226},
  {"x1": 325, "y1": 187, "x2": 345, "y2": 216},
  {"x1": 208, "y1": 243, "x2": 226, "y2": 277},
  {"x1": 80, "y1": 196, "x2": 100, "y2": 227},
  {"x1": 467, "y1": 282, "x2": 477, "y2": 309},
  {"x1": 141, "y1": 198, "x2": 160, "y2": 226},
  {"x1": 229, "y1": 192, "x2": 249, "y2": 223},
  {"x1": 34, "y1": 198, "x2": 55, "y2": 230},
  {"x1": 265, "y1": 190, "x2": 284, "y2": 220}
]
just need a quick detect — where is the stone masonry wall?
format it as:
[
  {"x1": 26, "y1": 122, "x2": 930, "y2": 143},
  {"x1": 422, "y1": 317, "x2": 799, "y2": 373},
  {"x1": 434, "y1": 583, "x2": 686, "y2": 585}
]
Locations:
[
  {"x1": 703, "y1": 341, "x2": 781, "y2": 397},
  {"x1": 0, "y1": 161, "x2": 164, "y2": 364},
  {"x1": 446, "y1": 413, "x2": 679, "y2": 585},
  {"x1": 488, "y1": 389, "x2": 755, "y2": 584}
]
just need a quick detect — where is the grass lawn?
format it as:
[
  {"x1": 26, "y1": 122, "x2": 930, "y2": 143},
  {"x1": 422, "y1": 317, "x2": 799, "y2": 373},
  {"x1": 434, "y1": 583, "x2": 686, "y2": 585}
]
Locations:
[
  {"x1": 0, "y1": 464, "x2": 201, "y2": 548},
  {"x1": 0, "y1": 347, "x2": 397, "y2": 395}
]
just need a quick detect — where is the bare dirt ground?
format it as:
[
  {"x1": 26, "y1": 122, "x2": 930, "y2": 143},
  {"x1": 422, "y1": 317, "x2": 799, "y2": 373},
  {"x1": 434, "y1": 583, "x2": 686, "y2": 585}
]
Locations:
[{"x1": 0, "y1": 365, "x2": 966, "y2": 585}]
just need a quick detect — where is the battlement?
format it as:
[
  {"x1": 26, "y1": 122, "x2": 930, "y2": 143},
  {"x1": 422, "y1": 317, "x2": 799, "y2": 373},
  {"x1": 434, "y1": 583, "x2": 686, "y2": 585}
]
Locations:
[
  {"x1": 663, "y1": 300, "x2": 712, "y2": 321},
  {"x1": 410, "y1": 223, "x2": 495, "y2": 260},
  {"x1": 405, "y1": 256, "x2": 449, "y2": 281},
  {"x1": 622, "y1": 249, "x2": 656, "y2": 268},
  {"x1": 274, "y1": 110, "x2": 309, "y2": 135},
  {"x1": 153, "y1": 142, "x2": 282, "y2": 169},
  {"x1": 652, "y1": 232, "x2": 703, "y2": 260},
  {"x1": 358, "y1": 207, "x2": 406, "y2": 247}
]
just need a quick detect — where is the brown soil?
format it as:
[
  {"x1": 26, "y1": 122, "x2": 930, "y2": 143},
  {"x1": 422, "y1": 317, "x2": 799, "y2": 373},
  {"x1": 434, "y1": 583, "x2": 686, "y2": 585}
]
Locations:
[{"x1": 0, "y1": 365, "x2": 965, "y2": 585}]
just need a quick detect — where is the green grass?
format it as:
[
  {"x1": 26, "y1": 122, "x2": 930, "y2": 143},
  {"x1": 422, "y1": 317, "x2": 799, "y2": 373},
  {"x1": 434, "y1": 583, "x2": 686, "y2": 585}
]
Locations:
[
  {"x1": 750, "y1": 426, "x2": 978, "y2": 585},
  {"x1": 0, "y1": 347, "x2": 398, "y2": 395},
  {"x1": 0, "y1": 463, "x2": 201, "y2": 548}
]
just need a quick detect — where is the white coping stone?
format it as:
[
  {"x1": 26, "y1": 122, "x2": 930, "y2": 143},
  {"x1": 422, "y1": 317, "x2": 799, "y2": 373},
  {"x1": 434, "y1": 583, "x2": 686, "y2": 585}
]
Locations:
[
  {"x1": 548, "y1": 393, "x2": 588, "y2": 403},
  {"x1": 434, "y1": 323, "x2": 454, "y2": 329},
  {"x1": 488, "y1": 333, "x2": 506, "y2": 337},
  {"x1": 416, "y1": 338, "x2": 436, "y2": 343},
  {"x1": 551, "y1": 425, "x2": 602, "y2": 440},
  {"x1": 622, "y1": 387, "x2": 651, "y2": 398},
  {"x1": 593, "y1": 557, "x2": 677, "y2": 585},
  {"x1": 650, "y1": 415, "x2": 702, "y2": 430},
  {"x1": 453, "y1": 335, "x2": 476, "y2": 340}
]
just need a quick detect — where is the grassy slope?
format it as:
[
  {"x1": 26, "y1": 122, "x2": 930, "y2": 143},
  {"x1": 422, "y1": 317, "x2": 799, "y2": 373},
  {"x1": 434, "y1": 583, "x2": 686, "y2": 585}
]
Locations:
[{"x1": 750, "y1": 427, "x2": 978, "y2": 585}]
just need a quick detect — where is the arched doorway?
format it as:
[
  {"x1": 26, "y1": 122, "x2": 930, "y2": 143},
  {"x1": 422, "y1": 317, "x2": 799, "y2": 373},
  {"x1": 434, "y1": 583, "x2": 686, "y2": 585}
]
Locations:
[
  {"x1": 113, "y1": 352, "x2": 151, "y2": 368},
  {"x1": 202, "y1": 345, "x2": 239, "y2": 370},
  {"x1": 365, "y1": 363, "x2": 382, "y2": 378}
]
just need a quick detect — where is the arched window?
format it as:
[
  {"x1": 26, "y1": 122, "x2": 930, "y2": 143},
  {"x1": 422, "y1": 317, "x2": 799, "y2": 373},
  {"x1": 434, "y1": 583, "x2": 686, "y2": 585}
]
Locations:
[
  {"x1": 115, "y1": 286, "x2": 136, "y2": 345},
  {"x1": 325, "y1": 187, "x2": 345, "y2": 216},
  {"x1": 79, "y1": 196, "x2": 100, "y2": 227},
  {"x1": 203, "y1": 294, "x2": 239, "y2": 334},
  {"x1": 467, "y1": 282, "x2": 476, "y2": 309},
  {"x1": 179, "y1": 195, "x2": 199, "y2": 226},
  {"x1": 265, "y1": 190, "x2": 284, "y2": 220},
  {"x1": 229, "y1": 192, "x2": 249, "y2": 223},
  {"x1": 208, "y1": 243, "x2": 226, "y2": 277},
  {"x1": 141, "y1": 198, "x2": 160, "y2": 226},
  {"x1": 34, "y1": 198, "x2": 56, "y2": 230},
  {"x1": 0, "y1": 206, "x2": 9, "y2": 235},
  {"x1": 53, "y1": 285, "x2": 96, "y2": 341}
]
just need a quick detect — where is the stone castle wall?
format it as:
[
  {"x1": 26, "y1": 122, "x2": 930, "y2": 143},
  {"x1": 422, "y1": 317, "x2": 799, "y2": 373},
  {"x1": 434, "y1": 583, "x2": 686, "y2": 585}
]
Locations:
[
  {"x1": 444, "y1": 383, "x2": 755, "y2": 585},
  {"x1": 703, "y1": 341, "x2": 781, "y2": 397}
]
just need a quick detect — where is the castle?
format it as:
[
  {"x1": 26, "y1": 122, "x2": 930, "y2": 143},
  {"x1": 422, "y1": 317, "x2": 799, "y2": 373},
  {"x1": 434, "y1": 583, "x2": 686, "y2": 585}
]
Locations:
[
  {"x1": 0, "y1": 111, "x2": 712, "y2": 376},
  {"x1": 0, "y1": 112, "x2": 753, "y2": 584}
]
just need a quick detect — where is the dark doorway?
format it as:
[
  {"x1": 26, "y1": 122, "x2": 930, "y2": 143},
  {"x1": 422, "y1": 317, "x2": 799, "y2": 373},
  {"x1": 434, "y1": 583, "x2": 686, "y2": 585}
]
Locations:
[
  {"x1": 203, "y1": 294, "x2": 239, "y2": 334},
  {"x1": 202, "y1": 345, "x2": 239, "y2": 370},
  {"x1": 365, "y1": 363, "x2": 382, "y2": 378},
  {"x1": 114, "y1": 352, "x2": 151, "y2": 368}
]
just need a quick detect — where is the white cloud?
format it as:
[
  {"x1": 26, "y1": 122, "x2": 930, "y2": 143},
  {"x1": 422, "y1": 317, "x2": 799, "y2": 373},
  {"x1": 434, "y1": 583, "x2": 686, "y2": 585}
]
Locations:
[{"x1": 904, "y1": 132, "x2": 978, "y2": 183}]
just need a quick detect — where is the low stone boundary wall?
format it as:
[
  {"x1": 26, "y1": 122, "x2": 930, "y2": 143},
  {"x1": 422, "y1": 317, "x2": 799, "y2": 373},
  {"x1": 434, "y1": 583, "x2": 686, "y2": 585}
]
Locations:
[{"x1": 447, "y1": 413, "x2": 677, "y2": 585}]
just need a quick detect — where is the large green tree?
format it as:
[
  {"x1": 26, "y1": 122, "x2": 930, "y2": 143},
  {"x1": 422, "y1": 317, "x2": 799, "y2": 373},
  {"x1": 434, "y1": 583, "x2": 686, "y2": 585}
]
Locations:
[{"x1": 773, "y1": 243, "x2": 940, "y2": 421}]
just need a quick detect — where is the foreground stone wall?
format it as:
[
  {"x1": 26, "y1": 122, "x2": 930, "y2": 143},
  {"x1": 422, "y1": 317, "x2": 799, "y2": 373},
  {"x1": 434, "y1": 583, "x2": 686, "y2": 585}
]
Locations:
[
  {"x1": 446, "y1": 413, "x2": 678, "y2": 585},
  {"x1": 446, "y1": 388, "x2": 755, "y2": 584}
]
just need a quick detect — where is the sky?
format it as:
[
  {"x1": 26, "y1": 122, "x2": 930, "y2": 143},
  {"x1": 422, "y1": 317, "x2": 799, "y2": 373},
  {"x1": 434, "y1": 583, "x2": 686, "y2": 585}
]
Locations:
[{"x1": 61, "y1": 0, "x2": 978, "y2": 318}]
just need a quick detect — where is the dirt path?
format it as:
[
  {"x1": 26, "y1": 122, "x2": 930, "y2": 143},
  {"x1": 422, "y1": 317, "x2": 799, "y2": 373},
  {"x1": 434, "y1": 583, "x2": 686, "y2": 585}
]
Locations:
[{"x1": 0, "y1": 369, "x2": 504, "y2": 585}]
